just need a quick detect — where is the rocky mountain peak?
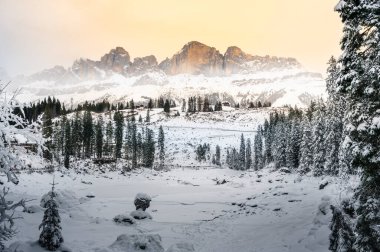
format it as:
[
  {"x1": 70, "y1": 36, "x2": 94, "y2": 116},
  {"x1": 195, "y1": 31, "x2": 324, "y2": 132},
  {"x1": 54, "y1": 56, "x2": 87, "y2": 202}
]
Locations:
[
  {"x1": 99, "y1": 47, "x2": 131, "y2": 73},
  {"x1": 159, "y1": 41, "x2": 224, "y2": 75}
]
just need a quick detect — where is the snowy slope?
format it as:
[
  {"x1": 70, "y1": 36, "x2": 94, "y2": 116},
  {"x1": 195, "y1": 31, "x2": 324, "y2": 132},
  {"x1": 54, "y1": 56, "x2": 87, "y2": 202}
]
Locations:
[{"x1": 16, "y1": 68, "x2": 326, "y2": 108}]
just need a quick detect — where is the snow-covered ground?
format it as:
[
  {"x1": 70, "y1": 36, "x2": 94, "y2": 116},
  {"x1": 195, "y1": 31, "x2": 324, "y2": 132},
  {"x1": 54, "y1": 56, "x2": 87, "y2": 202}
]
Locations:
[
  {"x1": 5, "y1": 107, "x2": 357, "y2": 252},
  {"x1": 7, "y1": 167, "x2": 355, "y2": 252}
]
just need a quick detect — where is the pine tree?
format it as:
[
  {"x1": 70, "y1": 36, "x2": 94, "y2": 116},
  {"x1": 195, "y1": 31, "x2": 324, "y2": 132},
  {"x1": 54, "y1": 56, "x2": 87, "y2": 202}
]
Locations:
[
  {"x1": 145, "y1": 109, "x2": 150, "y2": 123},
  {"x1": 215, "y1": 145, "x2": 221, "y2": 166},
  {"x1": 311, "y1": 102, "x2": 326, "y2": 176},
  {"x1": 131, "y1": 114, "x2": 137, "y2": 168},
  {"x1": 105, "y1": 118, "x2": 113, "y2": 157},
  {"x1": 113, "y1": 111, "x2": 124, "y2": 159},
  {"x1": 239, "y1": 134, "x2": 246, "y2": 169},
  {"x1": 82, "y1": 110, "x2": 94, "y2": 158},
  {"x1": 64, "y1": 120, "x2": 71, "y2": 169},
  {"x1": 246, "y1": 139, "x2": 252, "y2": 169},
  {"x1": 335, "y1": 1, "x2": 380, "y2": 250},
  {"x1": 72, "y1": 111, "x2": 83, "y2": 158},
  {"x1": 298, "y1": 120, "x2": 313, "y2": 174},
  {"x1": 164, "y1": 99, "x2": 170, "y2": 113},
  {"x1": 42, "y1": 106, "x2": 53, "y2": 160},
  {"x1": 263, "y1": 119, "x2": 273, "y2": 165},
  {"x1": 286, "y1": 119, "x2": 302, "y2": 169},
  {"x1": 143, "y1": 127, "x2": 155, "y2": 168},
  {"x1": 95, "y1": 115, "x2": 104, "y2": 159},
  {"x1": 39, "y1": 180, "x2": 64, "y2": 251},
  {"x1": 157, "y1": 126, "x2": 165, "y2": 169},
  {"x1": 273, "y1": 122, "x2": 287, "y2": 168}
]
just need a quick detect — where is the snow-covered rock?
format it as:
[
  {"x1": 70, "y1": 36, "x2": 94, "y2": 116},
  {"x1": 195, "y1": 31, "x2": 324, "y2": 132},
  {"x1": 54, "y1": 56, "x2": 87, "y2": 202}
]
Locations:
[
  {"x1": 130, "y1": 210, "x2": 152, "y2": 220},
  {"x1": 113, "y1": 214, "x2": 136, "y2": 225},
  {"x1": 134, "y1": 193, "x2": 151, "y2": 211},
  {"x1": 108, "y1": 234, "x2": 164, "y2": 252}
]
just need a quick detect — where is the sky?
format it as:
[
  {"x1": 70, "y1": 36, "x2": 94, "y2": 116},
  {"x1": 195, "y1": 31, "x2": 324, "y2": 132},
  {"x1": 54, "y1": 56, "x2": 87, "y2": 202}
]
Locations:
[{"x1": 0, "y1": 0, "x2": 342, "y2": 76}]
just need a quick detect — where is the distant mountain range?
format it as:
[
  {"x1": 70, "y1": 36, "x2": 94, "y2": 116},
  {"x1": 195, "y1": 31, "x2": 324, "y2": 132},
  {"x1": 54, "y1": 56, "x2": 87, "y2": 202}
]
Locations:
[
  {"x1": 14, "y1": 41, "x2": 301, "y2": 85},
  {"x1": 8, "y1": 41, "x2": 326, "y2": 107}
]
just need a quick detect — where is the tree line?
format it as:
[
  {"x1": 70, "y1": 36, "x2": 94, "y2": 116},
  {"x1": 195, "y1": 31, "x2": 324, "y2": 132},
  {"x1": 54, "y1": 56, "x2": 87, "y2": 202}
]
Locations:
[{"x1": 43, "y1": 108, "x2": 166, "y2": 170}]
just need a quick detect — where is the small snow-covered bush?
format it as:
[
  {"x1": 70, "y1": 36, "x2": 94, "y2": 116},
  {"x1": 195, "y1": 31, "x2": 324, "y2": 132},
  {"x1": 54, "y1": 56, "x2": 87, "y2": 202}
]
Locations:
[
  {"x1": 166, "y1": 242, "x2": 195, "y2": 252},
  {"x1": 109, "y1": 234, "x2": 164, "y2": 252},
  {"x1": 134, "y1": 193, "x2": 151, "y2": 211},
  {"x1": 130, "y1": 210, "x2": 152, "y2": 220},
  {"x1": 113, "y1": 214, "x2": 135, "y2": 225}
]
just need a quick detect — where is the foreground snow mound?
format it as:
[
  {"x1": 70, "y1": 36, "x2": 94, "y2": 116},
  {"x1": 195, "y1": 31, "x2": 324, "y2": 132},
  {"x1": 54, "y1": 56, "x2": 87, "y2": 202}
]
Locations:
[
  {"x1": 130, "y1": 210, "x2": 152, "y2": 220},
  {"x1": 113, "y1": 214, "x2": 136, "y2": 225},
  {"x1": 108, "y1": 234, "x2": 164, "y2": 252},
  {"x1": 166, "y1": 243, "x2": 195, "y2": 252},
  {"x1": 8, "y1": 241, "x2": 71, "y2": 252}
]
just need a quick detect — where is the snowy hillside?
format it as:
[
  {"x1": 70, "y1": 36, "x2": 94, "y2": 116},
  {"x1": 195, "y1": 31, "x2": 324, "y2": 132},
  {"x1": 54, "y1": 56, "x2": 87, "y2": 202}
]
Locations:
[{"x1": 16, "y1": 68, "x2": 325, "y2": 108}]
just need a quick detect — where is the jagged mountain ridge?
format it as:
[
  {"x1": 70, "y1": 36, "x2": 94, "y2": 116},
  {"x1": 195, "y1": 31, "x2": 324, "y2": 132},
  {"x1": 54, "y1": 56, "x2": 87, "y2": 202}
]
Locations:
[
  {"x1": 12, "y1": 41, "x2": 325, "y2": 108},
  {"x1": 19, "y1": 41, "x2": 301, "y2": 84}
]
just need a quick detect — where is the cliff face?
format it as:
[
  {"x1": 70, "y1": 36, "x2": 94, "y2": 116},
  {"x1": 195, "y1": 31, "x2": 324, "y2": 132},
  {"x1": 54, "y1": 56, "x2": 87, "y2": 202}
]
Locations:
[
  {"x1": 223, "y1": 46, "x2": 255, "y2": 74},
  {"x1": 159, "y1": 42, "x2": 300, "y2": 75},
  {"x1": 99, "y1": 47, "x2": 131, "y2": 74},
  {"x1": 160, "y1": 41, "x2": 224, "y2": 75},
  {"x1": 24, "y1": 42, "x2": 302, "y2": 84}
]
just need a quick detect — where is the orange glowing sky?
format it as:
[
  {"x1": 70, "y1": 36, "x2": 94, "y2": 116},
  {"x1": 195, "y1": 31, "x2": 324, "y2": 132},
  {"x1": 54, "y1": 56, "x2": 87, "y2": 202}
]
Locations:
[{"x1": 0, "y1": 0, "x2": 342, "y2": 76}]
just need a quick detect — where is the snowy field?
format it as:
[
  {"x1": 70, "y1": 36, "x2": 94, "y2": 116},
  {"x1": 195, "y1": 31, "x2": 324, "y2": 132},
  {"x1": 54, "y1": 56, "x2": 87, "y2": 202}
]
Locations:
[
  {"x1": 7, "y1": 167, "x2": 353, "y2": 252},
  {"x1": 5, "y1": 108, "x2": 356, "y2": 252}
]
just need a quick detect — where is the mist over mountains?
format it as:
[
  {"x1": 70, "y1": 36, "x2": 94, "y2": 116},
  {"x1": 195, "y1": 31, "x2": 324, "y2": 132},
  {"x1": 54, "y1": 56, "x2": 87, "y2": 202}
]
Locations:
[{"x1": 8, "y1": 41, "x2": 325, "y2": 107}]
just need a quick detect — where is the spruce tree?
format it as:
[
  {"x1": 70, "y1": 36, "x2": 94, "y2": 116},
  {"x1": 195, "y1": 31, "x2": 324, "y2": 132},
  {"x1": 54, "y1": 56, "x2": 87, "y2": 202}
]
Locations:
[
  {"x1": 72, "y1": 111, "x2": 83, "y2": 158},
  {"x1": 245, "y1": 138, "x2": 252, "y2": 170},
  {"x1": 95, "y1": 115, "x2": 104, "y2": 159},
  {"x1": 335, "y1": 1, "x2": 380, "y2": 250},
  {"x1": 146, "y1": 109, "x2": 150, "y2": 123},
  {"x1": 82, "y1": 110, "x2": 94, "y2": 158},
  {"x1": 105, "y1": 118, "x2": 113, "y2": 157},
  {"x1": 286, "y1": 119, "x2": 302, "y2": 169},
  {"x1": 113, "y1": 111, "x2": 124, "y2": 159},
  {"x1": 42, "y1": 106, "x2": 53, "y2": 160},
  {"x1": 273, "y1": 122, "x2": 287, "y2": 168},
  {"x1": 215, "y1": 145, "x2": 221, "y2": 166},
  {"x1": 298, "y1": 120, "x2": 313, "y2": 174},
  {"x1": 39, "y1": 180, "x2": 64, "y2": 251},
  {"x1": 239, "y1": 134, "x2": 246, "y2": 169},
  {"x1": 311, "y1": 102, "x2": 326, "y2": 176},
  {"x1": 64, "y1": 120, "x2": 71, "y2": 169},
  {"x1": 143, "y1": 127, "x2": 155, "y2": 168},
  {"x1": 157, "y1": 126, "x2": 165, "y2": 169}
]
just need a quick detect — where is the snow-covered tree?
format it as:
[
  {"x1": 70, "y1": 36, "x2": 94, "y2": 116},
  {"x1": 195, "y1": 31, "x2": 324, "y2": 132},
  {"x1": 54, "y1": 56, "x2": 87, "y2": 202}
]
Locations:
[
  {"x1": 273, "y1": 122, "x2": 287, "y2": 168},
  {"x1": 157, "y1": 126, "x2": 165, "y2": 169},
  {"x1": 0, "y1": 84, "x2": 43, "y2": 248},
  {"x1": 286, "y1": 119, "x2": 301, "y2": 169},
  {"x1": 239, "y1": 134, "x2": 246, "y2": 169},
  {"x1": 113, "y1": 110, "x2": 124, "y2": 159},
  {"x1": 39, "y1": 181, "x2": 64, "y2": 251},
  {"x1": 298, "y1": 120, "x2": 313, "y2": 174},
  {"x1": 311, "y1": 102, "x2": 326, "y2": 176},
  {"x1": 215, "y1": 145, "x2": 221, "y2": 166},
  {"x1": 245, "y1": 139, "x2": 252, "y2": 170},
  {"x1": 334, "y1": 1, "x2": 380, "y2": 250}
]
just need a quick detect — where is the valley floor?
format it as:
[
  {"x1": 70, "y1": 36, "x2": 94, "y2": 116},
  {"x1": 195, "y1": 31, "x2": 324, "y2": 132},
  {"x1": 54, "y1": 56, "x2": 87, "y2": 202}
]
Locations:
[{"x1": 7, "y1": 167, "x2": 353, "y2": 252}]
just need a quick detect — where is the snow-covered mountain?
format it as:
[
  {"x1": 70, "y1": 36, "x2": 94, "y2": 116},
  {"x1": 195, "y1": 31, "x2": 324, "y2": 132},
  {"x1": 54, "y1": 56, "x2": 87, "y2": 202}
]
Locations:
[{"x1": 13, "y1": 41, "x2": 326, "y2": 107}]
